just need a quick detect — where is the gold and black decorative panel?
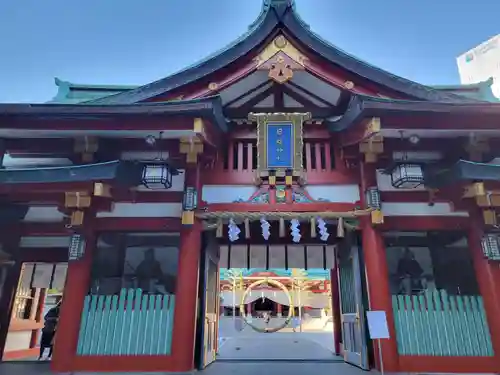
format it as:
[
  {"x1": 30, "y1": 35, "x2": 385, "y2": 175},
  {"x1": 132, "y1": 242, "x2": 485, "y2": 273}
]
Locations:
[{"x1": 248, "y1": 112, "x2": 311, "y2": 178}]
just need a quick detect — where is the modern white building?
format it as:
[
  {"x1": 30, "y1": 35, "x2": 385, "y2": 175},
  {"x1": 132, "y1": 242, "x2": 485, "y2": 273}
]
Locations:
[{"x1": 457, "y1": 34, "x2": 500, "y2": 98}]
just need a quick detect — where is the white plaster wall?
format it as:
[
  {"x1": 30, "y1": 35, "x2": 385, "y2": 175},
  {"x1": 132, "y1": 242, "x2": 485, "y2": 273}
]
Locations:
[
  {"x1": 202, "y1": 185, "x2": 257, "y2": 203},
  {"x1": 24, "y1": 207, "x2": 65, "y2": 222},
  {"x1": 382, "y1": 202, "x2": 468, "y2": 217},
  {"x1": 96, "y1": 203, "x2": 182, "y2": 218},
  {"x1": 20, "y1": 236, "x2": 71, "y2": 248},
  {"x1": 306, "y1": 185, "x2": 360, "y2": 203},
  {"x1": 4, "y1": 331, "x2": 32, "y2": 352}
]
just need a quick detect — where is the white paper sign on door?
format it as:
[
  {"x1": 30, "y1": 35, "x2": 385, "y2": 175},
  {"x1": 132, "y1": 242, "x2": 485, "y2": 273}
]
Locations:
[
  {"x1": 32, "y1": 263, "x2": 54, "y2": 288},
  {"x1": 366, "y1": 310, "x2": 390, "y2": 339}
]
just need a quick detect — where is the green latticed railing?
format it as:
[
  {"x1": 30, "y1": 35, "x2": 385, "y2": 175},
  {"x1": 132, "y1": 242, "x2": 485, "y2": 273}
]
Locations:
[
  {"x1": 392, "y1": 290, "x2": 493, "y2": 356},
  {"x1": 77, "y1": 288, "x2": 175, "y2": 356}
]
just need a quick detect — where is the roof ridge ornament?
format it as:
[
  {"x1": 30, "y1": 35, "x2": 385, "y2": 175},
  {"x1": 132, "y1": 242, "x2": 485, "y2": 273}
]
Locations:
[{"x1": 262, "y1": 0, "x2": 295, "y2": 20}]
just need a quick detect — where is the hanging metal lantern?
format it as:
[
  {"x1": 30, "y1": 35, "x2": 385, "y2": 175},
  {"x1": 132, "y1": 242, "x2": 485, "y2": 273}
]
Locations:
[
  {"x1": 182, "y1": 186, "x2": 198, "y2": 211},
  {"x1": 68, "y1": 234, "x2": 86, "y2": 261},
  {"x1": 390, "y1": 163, "x2": 424, "y2": 189},
  {"x1": 365, "y1": 187, "x2": 381, "y2": 210},
  {"x1": 141, "y1": 163, "x2": 173, "y2": 190},
  {"x1": 481, "y1": 233, "x2": 500, "y2": 260}
]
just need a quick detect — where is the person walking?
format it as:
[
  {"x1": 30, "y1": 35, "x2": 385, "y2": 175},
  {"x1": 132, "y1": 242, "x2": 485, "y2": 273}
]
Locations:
[{"x1": 38, "y1": 297, "x2": 62, "y2": 360}]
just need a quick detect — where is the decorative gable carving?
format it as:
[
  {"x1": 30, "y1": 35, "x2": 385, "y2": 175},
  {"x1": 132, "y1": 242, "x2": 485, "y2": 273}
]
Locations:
[{"x1": 255, "y1": 35, "x2": 307, "y2": 84}]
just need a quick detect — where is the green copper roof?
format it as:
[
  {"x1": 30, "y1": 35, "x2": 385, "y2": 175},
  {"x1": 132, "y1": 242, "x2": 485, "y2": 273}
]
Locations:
[{"x1": 48, "y1": 78, "x2": 138, "y2": 104}]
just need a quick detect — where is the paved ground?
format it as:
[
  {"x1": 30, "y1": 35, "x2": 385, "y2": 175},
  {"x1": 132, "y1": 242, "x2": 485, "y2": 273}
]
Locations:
[
  {"x1": 0, "y1": 361, "x2": 367, "y2": 375},
  {"x1": 218, "y1": 317, "x2": 338, "y2": 360},
  {"x1": 218, "y1": 333, "x2": 339, "y2": 360},
  {"x1": 0, "y1": 317, "x2": 343, "y2": 374}
]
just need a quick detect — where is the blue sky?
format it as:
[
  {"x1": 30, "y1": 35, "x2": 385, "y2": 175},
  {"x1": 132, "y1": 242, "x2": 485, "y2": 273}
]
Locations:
[{"x1": 0, "y1": 0, "x2": 498, "y2": 103}]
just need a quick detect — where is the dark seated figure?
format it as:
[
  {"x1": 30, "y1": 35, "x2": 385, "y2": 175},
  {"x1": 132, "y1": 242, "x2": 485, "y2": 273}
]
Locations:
[
  {"x1": 135, "y1": 248, "x2": 176, "y2": 294},
  {"x1": 397, "y1": 249, "x2": 427, "y2": 294}
]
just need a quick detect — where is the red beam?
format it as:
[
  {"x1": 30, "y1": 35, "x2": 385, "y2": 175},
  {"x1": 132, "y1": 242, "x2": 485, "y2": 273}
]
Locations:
[
  {"x1": 11, "y1": 218, "x2": 183, "y2": 236},
  {"x1": 5, "y1": 138, "x2": 187, "y2": 157},
  {"x1": 0, "y1": 182, "x2": 94, "y2": 195},
  {"x1": 18, "y1": 247, "x2": 67, "y2": 262},
  {"x1": 201, "y1": 169, "x2": 358, "y2": 185},
  {"x1": 200, "y1": 202, "x2": 356, "y2": 213},
  {"x1": 187, "y1": 60, "x2": 258, "y2": 100},
  {"x1": 2, "y1": 117, "x2": 193, "y2": 131},
  {"x1": 7, "y1": 191, "x2": 182, "y2": 205},
  {"x1": 379, "y1": 216, "x2": 469, "y2": 231},
  {"x1": 303, "y1": 53, "x2": 406, "y2": 99},
  {"x1": 229, "y1": 125, "x2": 331, "y2": 140},
  {"x1": 304, "y1": 59, "x2": 374, "y2": 96},
  {"x1": 96, "y1": 217, "x2": 182, "y2": 232}
]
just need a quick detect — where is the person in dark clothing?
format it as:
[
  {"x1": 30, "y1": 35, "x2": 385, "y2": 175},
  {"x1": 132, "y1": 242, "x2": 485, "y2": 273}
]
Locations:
[
  {"x1": 135, "y1": 248, "x2": 176, "y2": 294},
  {"x1": 397, "y1": 249, "x2": 425, "y2": 294},
  {"x1": 38, "y1": 297, "x2": 62, "y2": 360}
]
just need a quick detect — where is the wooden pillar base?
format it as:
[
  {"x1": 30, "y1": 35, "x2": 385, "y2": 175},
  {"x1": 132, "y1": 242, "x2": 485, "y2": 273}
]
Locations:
[
  {"x1": 51, "y1": 230, "x2": 95, "y2": 373},
  {"x1": 468, "y1": 215, "x2": 500, "y2": 364},
  {"x1": 360, "y1": 219, "x2": 399, "y2": 372}
]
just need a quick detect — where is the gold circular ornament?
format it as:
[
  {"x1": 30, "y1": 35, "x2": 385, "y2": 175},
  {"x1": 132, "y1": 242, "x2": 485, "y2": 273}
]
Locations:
[
  {"x1": 208, "y1": 82, "x2": 219, "y2": 91},
  {"x1": 239, "y1": 278, "x2": 293, "y2": 333},
  {"x1": 276, "y1": 189, "x2": 286, "y2": 199},
  {"x1": 274, "y1": 35, "x2": 288, "y2": 49},
  {"x1": 344, "y1": 81, "x2": 355, "y2": 89}
]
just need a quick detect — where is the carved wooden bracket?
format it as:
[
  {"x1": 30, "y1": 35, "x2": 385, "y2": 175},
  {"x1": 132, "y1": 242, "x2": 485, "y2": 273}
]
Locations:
[
  {"x1": 74, "y1": 136, "x2": 99, "y2": 163},
  {"x1": 180, "y1": 118, "x2": 205, "y2": 163},
  {"x1": 465, "y1": 135, "x2": 490, "y2": 162},
  {"x1": 463, "y1": 182, "x2": 500, "y2": 207}
]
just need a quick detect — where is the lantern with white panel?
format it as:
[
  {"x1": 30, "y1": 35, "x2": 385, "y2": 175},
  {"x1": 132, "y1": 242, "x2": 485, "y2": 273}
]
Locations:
[
  {"x1": 141, "y1": 162, "x2": 174, "y2": 190},
  {"x1": 390, "y1": 163, "x2": 424, "y2": 189}
]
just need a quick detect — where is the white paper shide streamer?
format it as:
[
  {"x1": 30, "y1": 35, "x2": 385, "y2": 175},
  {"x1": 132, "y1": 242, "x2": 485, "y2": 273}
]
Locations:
[
  {"x1": 260, "y1": 217, "x2": 271, "y2": 240},
  {"x1": 317, "y1": 217, "x2": 329, "y2": 241},
  {"x1": 228, "y1": 218, "x2": 241, "y2": 242},
  {"x1": 290, "y1": 219, "x2": 301, "y2": 243}
]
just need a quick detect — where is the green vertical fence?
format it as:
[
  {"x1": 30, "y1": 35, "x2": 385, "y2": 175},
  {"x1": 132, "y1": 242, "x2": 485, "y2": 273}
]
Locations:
[
  {"x1": 77, "y1": 288, "x2": 175, "y2": 356},
  {"x1": 392, "y1": 289, "x2": 493, "y2": 356}
]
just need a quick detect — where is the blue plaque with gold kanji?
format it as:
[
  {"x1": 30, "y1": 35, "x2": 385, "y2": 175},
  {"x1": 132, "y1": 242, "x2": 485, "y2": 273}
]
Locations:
[
  {"x1": 250, "y1": 112, "x2": 310, "y2": 177},
  {"x1": 266, "y1": 122, "x2": 294, "y2": 169}
]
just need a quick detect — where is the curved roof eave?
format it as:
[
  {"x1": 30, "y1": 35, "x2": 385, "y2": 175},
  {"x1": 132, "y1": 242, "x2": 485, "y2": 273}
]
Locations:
[
  {"x1": 326, "y1": 94, "x2": 500, "y2": 132},
  {"x1": 0, "y1": 96, "x2": 229, "y2": 132},
  {"x1": 87, "y1": 0, "x2": 477, "y2": 105}
]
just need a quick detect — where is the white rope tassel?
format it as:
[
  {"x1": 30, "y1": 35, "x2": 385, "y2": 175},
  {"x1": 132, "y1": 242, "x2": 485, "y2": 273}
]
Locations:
[
  {"x1": 317, "y1": 217, "x2": 330, "y2": 241},
  {"x1": 290, "y1": 219, "x2": 301, "y2": 243},
  {"x1": 228, "y1": 218, "x2": 241, "y2": 242},
  {"x1": 260, "y1": 217, "x2": 271, "y2": 240}
]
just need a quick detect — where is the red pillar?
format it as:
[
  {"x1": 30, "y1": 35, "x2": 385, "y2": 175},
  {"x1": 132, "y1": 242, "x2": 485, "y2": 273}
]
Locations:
[
  {"x1": 170, "y1": 163, "x2": 202, "y2": 372},
  {"x1": 171, "y1": 220, "x2": 202, "y2": 372},
  {"x1": 52, "y1": 228, "x2": 96, "y2": 373},
  {"x1": 468, "y1": 212, "x2": 500, "y2": 364},
  {"x1": 360, "y1": 163, "x2": 399, "y2": 371},
  {"x1": 329, "y1": 269, "x2": 341, "y2": 354}
]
